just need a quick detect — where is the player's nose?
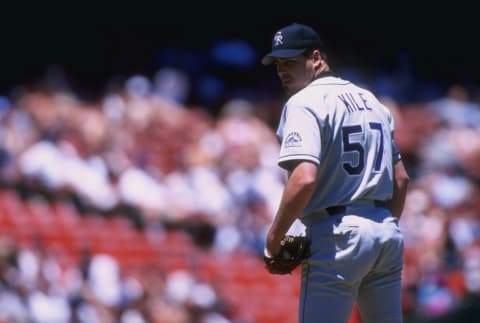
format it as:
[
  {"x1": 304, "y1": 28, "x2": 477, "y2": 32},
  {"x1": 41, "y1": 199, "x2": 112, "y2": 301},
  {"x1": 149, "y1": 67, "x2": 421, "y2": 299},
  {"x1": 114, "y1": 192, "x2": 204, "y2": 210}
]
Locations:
[
  {"x1": 276, "y1": 67, "x2": 289, "y2": 79},
  {"x1": 275, "y1": 62, "x2": 287, "y2": 73}
]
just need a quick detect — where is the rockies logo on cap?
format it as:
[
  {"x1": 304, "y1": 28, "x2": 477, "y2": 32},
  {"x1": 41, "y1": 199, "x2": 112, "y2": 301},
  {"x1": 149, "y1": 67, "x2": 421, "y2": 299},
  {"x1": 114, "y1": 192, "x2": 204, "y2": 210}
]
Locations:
[
  {"x1": 262, "y1": 23, "x2": 325, "y2": 65},
  {"x1": 273, "y1": 31, "x2": 283, "y2": 47}
]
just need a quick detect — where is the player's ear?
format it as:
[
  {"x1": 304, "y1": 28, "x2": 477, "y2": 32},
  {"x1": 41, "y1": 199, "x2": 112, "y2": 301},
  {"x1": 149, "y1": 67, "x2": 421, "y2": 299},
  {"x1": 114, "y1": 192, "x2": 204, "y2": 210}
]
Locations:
[
  {"x1": 312, "y1": 49, "x2": 323, "y2": 69},
  {"x1": 311, "y1": 49, "x2": 321, "y2": 60}
]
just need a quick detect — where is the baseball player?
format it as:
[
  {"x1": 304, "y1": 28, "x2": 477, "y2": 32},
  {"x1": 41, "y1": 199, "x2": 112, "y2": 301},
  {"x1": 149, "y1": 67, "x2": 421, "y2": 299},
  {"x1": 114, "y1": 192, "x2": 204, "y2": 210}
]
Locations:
[{"x1": 262, "y1": 23, "x2": 410, "y2": 323}]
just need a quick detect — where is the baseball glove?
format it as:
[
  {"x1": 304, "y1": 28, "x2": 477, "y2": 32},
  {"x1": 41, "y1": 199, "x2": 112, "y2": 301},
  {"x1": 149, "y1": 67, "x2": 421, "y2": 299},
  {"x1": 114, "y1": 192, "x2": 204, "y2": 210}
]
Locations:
[{"x1": 264, "y1": 235, "x2": 311, "y2": 275}]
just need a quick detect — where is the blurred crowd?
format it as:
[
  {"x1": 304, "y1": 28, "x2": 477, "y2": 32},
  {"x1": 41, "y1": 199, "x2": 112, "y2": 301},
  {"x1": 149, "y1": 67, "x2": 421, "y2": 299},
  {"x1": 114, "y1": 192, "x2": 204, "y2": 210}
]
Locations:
[
  {"x1": 0, "y1": 70, "x2": 288, "y2": 323},
  {"x1": 0, "y1": 65, "x2": 479, "y2": 322}
]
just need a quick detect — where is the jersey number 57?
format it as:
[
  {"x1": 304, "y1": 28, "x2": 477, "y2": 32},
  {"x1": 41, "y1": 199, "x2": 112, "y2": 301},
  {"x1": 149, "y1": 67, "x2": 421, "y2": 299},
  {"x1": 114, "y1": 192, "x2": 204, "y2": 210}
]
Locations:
[{"x1": 342, "y1": 122, "x2": 384, "y2": 175}]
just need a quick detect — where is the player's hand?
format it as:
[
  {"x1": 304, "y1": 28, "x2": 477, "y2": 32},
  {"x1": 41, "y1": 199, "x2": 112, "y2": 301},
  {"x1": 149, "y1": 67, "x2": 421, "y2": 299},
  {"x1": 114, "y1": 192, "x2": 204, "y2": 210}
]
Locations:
[
  {"x1": 263, "y1": 235, "x2": 311, "y2": 275},
  {"x1": 265, "y1": 233, "x2": 283, "y2": 257}
]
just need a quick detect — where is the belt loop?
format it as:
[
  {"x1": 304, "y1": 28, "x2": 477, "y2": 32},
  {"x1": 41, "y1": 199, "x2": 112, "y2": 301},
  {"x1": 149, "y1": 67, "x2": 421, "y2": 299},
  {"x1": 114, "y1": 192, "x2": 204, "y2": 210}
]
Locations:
[
  {"x1": 326, "y1": 205, "x2": 346, "y2": 216},
  {"x1": 374, "y1": 200, "x2": 388, "y2": 208}
]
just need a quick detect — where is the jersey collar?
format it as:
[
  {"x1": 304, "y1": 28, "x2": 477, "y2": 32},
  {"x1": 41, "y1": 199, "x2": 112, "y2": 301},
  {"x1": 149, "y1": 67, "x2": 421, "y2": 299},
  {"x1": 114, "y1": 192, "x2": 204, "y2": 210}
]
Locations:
[
  {"x1": 309, "y1": 71, "x2": 341, "y2": 86},
  {"x1": 315, "y1": 70, "x2": 336, "y2": 79}
]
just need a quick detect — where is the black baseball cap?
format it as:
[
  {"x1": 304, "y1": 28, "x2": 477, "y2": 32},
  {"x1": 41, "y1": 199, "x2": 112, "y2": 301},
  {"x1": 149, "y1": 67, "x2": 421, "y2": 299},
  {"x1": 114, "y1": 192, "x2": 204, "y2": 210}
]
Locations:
[{"x1": 261, "y1": 23, "x2": 324, "y2": 65}]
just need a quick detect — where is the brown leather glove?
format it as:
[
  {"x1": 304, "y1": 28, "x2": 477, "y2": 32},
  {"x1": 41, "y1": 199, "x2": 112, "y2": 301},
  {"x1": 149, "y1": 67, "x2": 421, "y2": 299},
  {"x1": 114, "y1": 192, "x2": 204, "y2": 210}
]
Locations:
[{"x1": 264, "y1": 235, "x2": 311, "y2": 275}]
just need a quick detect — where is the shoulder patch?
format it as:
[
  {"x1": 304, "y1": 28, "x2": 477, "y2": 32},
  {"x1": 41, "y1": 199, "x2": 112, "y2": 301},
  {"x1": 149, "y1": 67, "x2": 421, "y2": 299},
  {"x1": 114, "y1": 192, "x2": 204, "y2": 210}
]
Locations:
[{"x1": 284, "y1": 132, "x2": 302, "y2": 148}]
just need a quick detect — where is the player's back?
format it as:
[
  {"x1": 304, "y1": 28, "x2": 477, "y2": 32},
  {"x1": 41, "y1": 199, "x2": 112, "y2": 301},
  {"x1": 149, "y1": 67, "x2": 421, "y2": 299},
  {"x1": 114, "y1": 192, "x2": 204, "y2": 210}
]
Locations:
[{"x1": 286, "y1": 75, "x2": 396, "y2": 215}]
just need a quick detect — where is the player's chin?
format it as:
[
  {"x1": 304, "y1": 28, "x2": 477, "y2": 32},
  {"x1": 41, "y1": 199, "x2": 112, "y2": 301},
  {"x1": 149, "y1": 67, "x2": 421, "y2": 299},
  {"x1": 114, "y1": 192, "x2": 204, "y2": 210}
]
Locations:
[
  {"x1": 284, "y1": 84, "x2": 301, "y2": 96},
  {"x1": 281, "y1": 82, "x2": 293, "y2": 93}
]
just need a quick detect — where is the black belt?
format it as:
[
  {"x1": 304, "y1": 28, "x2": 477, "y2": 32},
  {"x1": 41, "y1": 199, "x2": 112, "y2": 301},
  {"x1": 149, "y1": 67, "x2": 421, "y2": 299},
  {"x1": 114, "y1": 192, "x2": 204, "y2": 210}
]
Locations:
[{"x1": 325, "y1": 200, "x2": 388, "y2": 216}]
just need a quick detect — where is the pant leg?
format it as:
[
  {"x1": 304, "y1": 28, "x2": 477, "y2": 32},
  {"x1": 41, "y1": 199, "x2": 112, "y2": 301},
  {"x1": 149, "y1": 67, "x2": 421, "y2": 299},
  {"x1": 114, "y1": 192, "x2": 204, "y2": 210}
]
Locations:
[
  {"x1": 300, "y1": 214, "x2": 375, "y2": 323},
  {"x1": 299, "y1": 260, "x2": 356, "y2": 323},
  {"x1": 357, "y1": 219, "x2": 404, "y2": 323}
]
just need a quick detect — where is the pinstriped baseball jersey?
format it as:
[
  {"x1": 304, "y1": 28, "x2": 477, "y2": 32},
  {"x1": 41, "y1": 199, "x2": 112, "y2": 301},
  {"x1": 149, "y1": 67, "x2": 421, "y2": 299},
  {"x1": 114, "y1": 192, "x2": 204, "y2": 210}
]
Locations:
[{"x1": 276, "y1": 75, "x2": 400, "y2": 218}]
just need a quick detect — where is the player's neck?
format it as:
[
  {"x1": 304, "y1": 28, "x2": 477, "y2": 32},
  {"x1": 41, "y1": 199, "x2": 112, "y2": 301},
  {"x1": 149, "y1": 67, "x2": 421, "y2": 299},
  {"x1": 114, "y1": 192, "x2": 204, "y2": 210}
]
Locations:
[
  {"x1": 314, "y1": 63, "x2": 333, "y2": 79},
  {"x1": 314, "y1": 69, "x2": 335, "y2": 80}
]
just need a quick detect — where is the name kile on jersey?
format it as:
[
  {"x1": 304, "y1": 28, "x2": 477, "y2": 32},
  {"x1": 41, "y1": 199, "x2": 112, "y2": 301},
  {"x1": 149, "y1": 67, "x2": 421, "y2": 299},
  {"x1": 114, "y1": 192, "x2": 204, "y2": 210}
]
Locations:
[{"x1": 338, "y1": 92, "x2": 372, "y2": 113}]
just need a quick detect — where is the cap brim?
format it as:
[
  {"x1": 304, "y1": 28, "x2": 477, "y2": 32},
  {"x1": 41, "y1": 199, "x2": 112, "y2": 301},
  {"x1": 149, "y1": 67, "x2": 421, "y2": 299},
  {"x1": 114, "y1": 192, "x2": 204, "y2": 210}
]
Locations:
[{"x1": 261, "y1": 48, "x2": 307, "y2": 65}]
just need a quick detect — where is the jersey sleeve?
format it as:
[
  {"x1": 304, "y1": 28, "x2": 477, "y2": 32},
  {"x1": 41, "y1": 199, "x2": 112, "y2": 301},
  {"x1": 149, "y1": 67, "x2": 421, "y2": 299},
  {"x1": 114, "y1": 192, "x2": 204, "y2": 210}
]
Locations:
[
  {"x1": 388, "y1": 111, "x2": 402, "y2": 162},
  {"x1": 277, "y1": 105, "x2": 321, "y2": 170}
]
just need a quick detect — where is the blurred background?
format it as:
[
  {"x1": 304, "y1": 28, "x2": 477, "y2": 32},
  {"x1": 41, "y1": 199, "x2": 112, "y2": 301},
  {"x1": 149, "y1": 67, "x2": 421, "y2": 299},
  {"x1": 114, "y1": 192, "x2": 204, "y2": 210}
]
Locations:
[{"x1": 0, "y1": 18, "x2": 479, "y2": 322}]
